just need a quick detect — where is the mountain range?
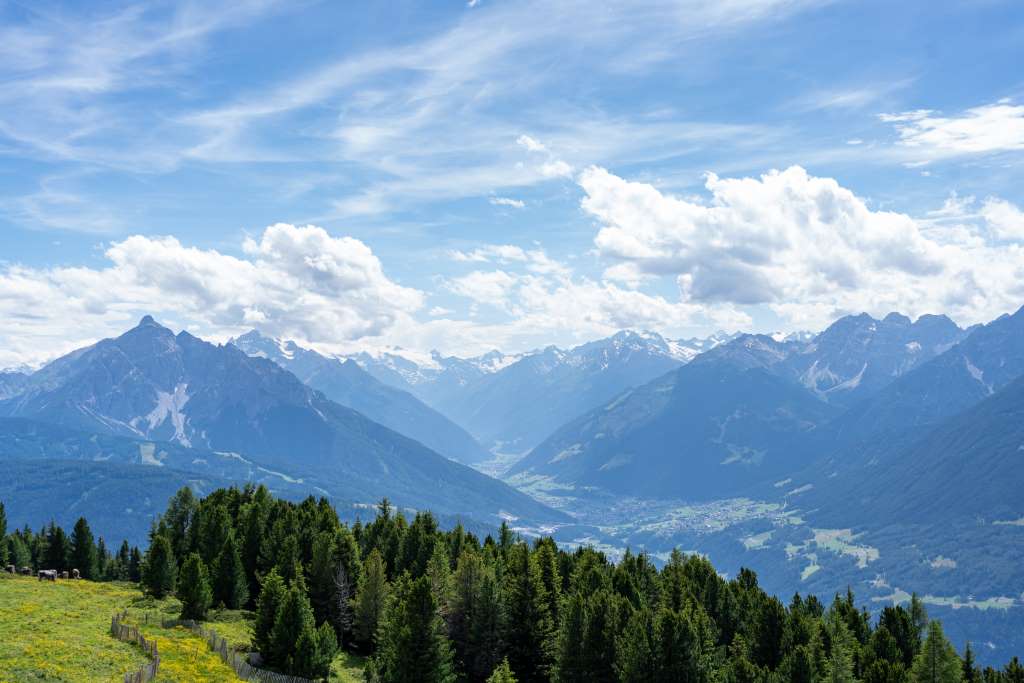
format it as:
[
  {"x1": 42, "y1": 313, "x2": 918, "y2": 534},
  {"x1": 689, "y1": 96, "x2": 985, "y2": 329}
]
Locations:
[
  {"x1": 355, "y1": 330, "x2": 738, "y2": 455},
  {"x1": 0, "y1": 316, "x2": 560, "y2": 527},
  {"x1": 3, "y1": 306, "x2": 1024, "y2": 661}
]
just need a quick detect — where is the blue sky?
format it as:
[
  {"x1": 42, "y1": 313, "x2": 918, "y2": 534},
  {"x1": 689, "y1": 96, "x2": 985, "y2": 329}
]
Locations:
[{"x1": 1, "y1": 0, "x2": 1023, "y2": 366}]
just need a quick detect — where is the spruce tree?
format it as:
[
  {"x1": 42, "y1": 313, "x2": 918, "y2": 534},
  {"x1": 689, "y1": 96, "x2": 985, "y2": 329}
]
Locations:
[
  {"x1": 487, "y1": 659, "x2": 518, "y2": 683},
  {"x1": 615, "y1": 607, "x2": 655, "y2": 682},
  {"x1": 117, "y1": 540, "x2": 132, "y2": 580},
  {"x1": 177, "y1": 552, "x2": 213, "y2": 620},
  {"x1": 308, "y1": 530, "x2": 337, "y2": 625},
  {"x1": 253, "y1": 568, "x2": 286, "y2": 662},
  {"x1": 554, "y1": 592, "x2": 588, "y2": 682},
  {"x1": 129, "y1": 546, "x2": 143, "y2": 582},
  {"x1": 369, "y1": 575, "x2": 456, "y2": 683},
  {"x1": 500, "y1": 544, "x2": 554, "y2": 682},
  {"x1": 910, "y1": 621, "x2": 963, "y2": 683},
  {"x1": 69, "y1": 517, "x2": 98, "y2": 579},
  {"x1": 141, "y1": 535, "x2": 176, "y2": 598},
  {"x1": 963, "y1": 642, "x2": 980, "y2": 683},
  {"x1": 0, "y1": 501, "x2": 7, "y2": 566},
  {"x1": 213, "y1": 532, "x2": 249, "y2": 609},
  {"x1": 44, "y1": 522, "x2": 70, "y2": 571},
  {"x1": 271, "y1": 584, "x2": 316, "y2": 672},
  {"x1": 353, "y1": 548, "x2": 389, "y2": 651}
]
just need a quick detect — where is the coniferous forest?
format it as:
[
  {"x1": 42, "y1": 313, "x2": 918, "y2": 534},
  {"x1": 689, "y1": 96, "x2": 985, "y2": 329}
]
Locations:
[{"x1": 5, "y1": 490, "x2": 1024, "y2": 682}]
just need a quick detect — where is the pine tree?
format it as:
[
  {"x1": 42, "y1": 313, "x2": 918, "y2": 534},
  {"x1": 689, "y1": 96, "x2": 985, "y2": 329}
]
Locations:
[
  {"x1": 555, "y1": 592, "x2": 588, "y2": 682},
  {"x1": 353, "y1": 548, "x2": 389, "y2": 651},
  {"x1": 487, "y1": 659, "x2": 518, "y2": 683},
  {"x1": 910, "y1": 621, "x2": 963, "y2": 683},
  {"x1": 1005, "y1": 658, "x2": 1024, "y2": 683},
  {"x1": 253, "y1": 568, "x2": 286, "y2": 661},
  {"x1": 467, "y1": 557, "x2": 503, "y2": 680},
  {"x1": 141, "y1": 535, "x2": 177, "y2": 598},
  {"x1": 500, "y1": 544, "x2": 554, "y2": 682},
  {"x1": 427, "y1": 541, "x2": 453, "y2": 623},
  {"x1": 44, "y1": 522, "x2": 70, "y2": 571},
  {"x1": 308, "y1": 530, "x2": 337, "y2": 625},
  {"x1": 653, "y1": 604, "x2": 719, "y2": 683},
  {"x1": 129, "y1": 546, "x2": 143, "y2": 582},
  {"x1": 70, "y1": 517, "x2": 98, "y2": 579},
  {"x1": 116, "y1": 540, "x2": 132, "y2": 580},
  {"x1": 0, "y1": 501, "x2": 7, "y2": 566},
  {"x1": 212, "y1": 531, "x2": 248, "y2": 609},
  {"x1": 963, "y1": 642, "x2": 980, "y2": 683},
  {"x1": 271, "y1": 584, "x2": 316, "y2": 673},
  {"x1": 369, "y1": 574, "x2": 456, "y2": 683},
  {"x1": 615, "y1": 607, "x2": 656, "y2": 682},
  {"x1": 177, "y1": 552, "x2": 213, "y2": 620}
]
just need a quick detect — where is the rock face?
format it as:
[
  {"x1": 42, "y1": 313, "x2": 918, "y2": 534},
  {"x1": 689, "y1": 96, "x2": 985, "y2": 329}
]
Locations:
[
  {"x1": 229, "y1": 330, "x2": 491, "y2": 465},
  {"x1": 0, "y1": 317, "x2": 563, "y2": 524}
]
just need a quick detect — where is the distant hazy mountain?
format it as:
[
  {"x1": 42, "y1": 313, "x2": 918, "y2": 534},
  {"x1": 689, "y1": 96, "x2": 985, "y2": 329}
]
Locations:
[
  {"x1": 780, "y1": 312, "x2": 965, "y2": 407},
  {"x1": 807, "y1": 304, "x2": 1024, "y2": 469},
  {"x1": 229, "y1": 330, "x2": 491, "y2": 465},
  {"x1": 0, "y1": 370, "x2": 28, "y2": 400},
  {"x1": 0, "y1": 317, "x2": 561, "y2": 524},
  {"x1": 508, "y1": 335, "x2": 839, "y2": 499},
  {"x1": 356, "y1": 330, "x2": 738, "y2": 455}
]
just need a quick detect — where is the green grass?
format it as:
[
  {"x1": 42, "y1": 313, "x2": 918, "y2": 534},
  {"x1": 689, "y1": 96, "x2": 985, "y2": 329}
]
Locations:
[
  {"x1": 0, "y1": 573, "x2": 238, "y2": 682},
  {"x1": 0, "y1": 572, "x2": 365, "y2": 682},
  {"x1": 0, "y1": 572, "x2": 146, "y2": 682},
  {"x1": 331, "y1": 650, "x2": 367, "y2": 683}
]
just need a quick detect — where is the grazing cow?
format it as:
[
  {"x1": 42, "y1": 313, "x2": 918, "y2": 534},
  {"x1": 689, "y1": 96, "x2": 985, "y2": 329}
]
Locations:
[
  {"x1": 20, "y1": 567, "x2": 31, "y2": 576},
  {"x1": 60, "y1": 571, "x2": 69, "y2": 580},
  {"x1": 4, "y1": 565, "x2": 13, "y2": 574},
  {"x1": 38, "y1": 569, "x2": 57, "y2": 581},
  {"x1": 71, "y1": 568, "x2": 81, "y2": 579}
]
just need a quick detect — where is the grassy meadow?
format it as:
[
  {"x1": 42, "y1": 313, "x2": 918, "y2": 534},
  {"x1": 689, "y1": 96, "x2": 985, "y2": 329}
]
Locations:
[{"x1": 0, "y1": 572, "x2": 365, "y2": 682}]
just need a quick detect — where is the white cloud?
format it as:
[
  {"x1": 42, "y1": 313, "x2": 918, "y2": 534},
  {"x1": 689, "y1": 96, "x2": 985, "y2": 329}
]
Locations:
[
  {"x1": 880, "y1": 101, "x2": 1024, "y2": 159},
  {"x1": 579, "y1": 164, "x2": 1024, "y2": 331},
  {"x1": 516, "y1": 135, "x2": 547, "y2": 153},
  {"x1": 446, "y1": 270, "x2": 519, "y2": 308},
  {"x1": 450, "y1": 244, "x2": 528, "y2": 263},
  {"x1": 981, "y1": 198, "x2": 1024, "y2": 241},
  {"x1": 0, "y1": 224, "x2": 422, "y2": 367},
  {"x1": 489, "y1": 197, "x2": 526, "y2": 209}
]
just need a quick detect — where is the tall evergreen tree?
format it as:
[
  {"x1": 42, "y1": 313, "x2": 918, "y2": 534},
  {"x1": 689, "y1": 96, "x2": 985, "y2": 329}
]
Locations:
[
  {"x1": 500, "y1": 544, "x2": 554, "y2": 682},
  {"x1": 128, "y1": 546, "x2": 143, "y2": 583},
  {"x1": 353, "y1": 549, "x2": 389, "y2": 651},
  {"x1": 212, "y1": 532, "x2": 249, "y2": 609},
  {"x1": 177, "y1": 552, "x2": 213, "y2": 620},
  {"x1": 910, "y1": 621, "x2": 963, "y2": 683},
  {"x1": 69, "y1": 517, "x2": 98, "y2": 579},
  {"x1": 555, "y1": 592, "x2": 588, "y2": 683},
  {"x1": 141, "y1": 535, "x2": 176, "y2": 598},
  {"x1": 44, "y1": 522, "x2": 70, "y2": 571},
  {"x1": 0, "y1": 500, "x2": 7, "y2": 566},
  {"x1": 253, "y1": 568, "x2": 286, "y2": 660},
  {"x1": 962, "y1": 643, "x2": 980, "y2": 683},
  {"x1": 616, "y1": 607, "x2": 656, "y2": 683},
  {"x1": 368, "y1": 575, "x2": 456, "y2": 683},
  {"x1": 271, "y1": 583, "x2": 316, "y2": 670}
]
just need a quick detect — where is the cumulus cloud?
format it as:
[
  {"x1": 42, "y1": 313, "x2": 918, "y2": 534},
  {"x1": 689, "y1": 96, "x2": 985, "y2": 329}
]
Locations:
[
  {"x1": 0, "y1": 224, "x2": 422, "y2": 367},
  {"x1": 981, "y1": 198, "x2": 1024, "y2": 242},
  {"x1": 880, "y1": 100, "x2": 1024, "y2": 159},
  {"x1": 579, "y1": 165, "x2": 1024, "y2": 330}
]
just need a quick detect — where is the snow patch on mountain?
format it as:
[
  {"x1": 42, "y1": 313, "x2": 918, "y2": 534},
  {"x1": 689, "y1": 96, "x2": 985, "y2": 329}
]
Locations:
[{"x1": 138, "y1": 383, "x2": 191, "y2": 446}]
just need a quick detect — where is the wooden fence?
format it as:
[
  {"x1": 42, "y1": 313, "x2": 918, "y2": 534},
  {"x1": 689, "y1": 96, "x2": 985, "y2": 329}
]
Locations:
[
  {"x1": 162, "y1": 618, "x2": 316, "y2": 683},
  {"x1": 110, "y1": 612, "x2": 160, "y2": 683}
]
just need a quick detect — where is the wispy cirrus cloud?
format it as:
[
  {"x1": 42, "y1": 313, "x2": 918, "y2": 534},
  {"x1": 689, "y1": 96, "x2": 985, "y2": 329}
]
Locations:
[{"x1": 879, "y1": 100, "x2": 1024, "y2": 160}]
